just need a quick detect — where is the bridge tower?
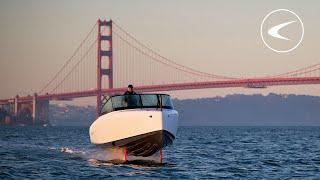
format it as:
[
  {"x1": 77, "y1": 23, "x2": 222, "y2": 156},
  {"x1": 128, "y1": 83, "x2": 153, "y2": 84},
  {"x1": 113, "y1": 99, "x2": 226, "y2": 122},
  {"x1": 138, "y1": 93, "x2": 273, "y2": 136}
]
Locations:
[{"x1": 96, "y1": 19, "x2": 113, "y2": 117}]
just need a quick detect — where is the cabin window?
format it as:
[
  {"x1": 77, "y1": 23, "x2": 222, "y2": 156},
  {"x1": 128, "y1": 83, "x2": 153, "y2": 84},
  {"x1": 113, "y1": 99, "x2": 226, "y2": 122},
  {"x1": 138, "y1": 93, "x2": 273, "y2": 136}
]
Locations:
[
  {"x1": 101, "y1": 98, "x2": 113, "y2": 115},
  {"x1": 100, "y1": 94, "x2": 174, "y2": 115},
  {"x1": 141, "y1": 94, "x2": 159, "y2": 107},
  {"x1": 111, "y1": 95, "x2": 141, "y2": 110},
  {"x1": 161, "y1": 95, "x2": 174, "y2": 109}
]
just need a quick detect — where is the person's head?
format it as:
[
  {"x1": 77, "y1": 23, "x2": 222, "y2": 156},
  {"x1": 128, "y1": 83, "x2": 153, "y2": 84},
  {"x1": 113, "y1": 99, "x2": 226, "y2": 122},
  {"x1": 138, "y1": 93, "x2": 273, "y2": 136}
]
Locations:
[{"x1": 127, "y1": 84, "x2": 133, "y2": 92}]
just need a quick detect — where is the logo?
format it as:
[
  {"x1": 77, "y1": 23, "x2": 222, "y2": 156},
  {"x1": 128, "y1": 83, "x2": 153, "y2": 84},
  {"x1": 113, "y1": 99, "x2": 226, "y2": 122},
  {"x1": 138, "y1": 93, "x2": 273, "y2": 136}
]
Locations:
[{"x1": 260, "y1": 9, "x2": 304, "y2": 53}]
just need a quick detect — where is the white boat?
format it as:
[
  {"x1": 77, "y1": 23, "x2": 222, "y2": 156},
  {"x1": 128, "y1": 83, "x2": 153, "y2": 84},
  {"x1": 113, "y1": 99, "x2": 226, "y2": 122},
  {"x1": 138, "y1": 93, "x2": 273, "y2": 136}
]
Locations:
[{"x1": 89, "y1": 94, "x2": 178, "y2": 160}]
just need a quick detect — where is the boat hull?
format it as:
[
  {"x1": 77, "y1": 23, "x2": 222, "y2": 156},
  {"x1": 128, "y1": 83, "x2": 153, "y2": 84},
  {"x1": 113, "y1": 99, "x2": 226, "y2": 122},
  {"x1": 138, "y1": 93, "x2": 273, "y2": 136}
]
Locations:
[{"x1": 89, "y1": 109, "x2": 178, "y2": 157}]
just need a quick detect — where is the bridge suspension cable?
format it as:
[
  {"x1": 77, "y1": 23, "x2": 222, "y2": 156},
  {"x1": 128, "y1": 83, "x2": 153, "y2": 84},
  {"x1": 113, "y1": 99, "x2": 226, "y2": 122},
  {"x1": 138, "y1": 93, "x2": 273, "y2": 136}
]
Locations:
[
  {"x1": 39, "y1": 23, "x2": 112, "y2": 95},
  {"x1": 268, "y1": 62, "x2": 320, "y2": 78},
  {"x1": 37, "y1": 19, "x2": 320, "y2": 97},
  {"x1": 111, "y1": 21, "x2": 238, "y2": 89},
  {"x1": 112, "y1": 22, "x2": 237, "y2": 80}
]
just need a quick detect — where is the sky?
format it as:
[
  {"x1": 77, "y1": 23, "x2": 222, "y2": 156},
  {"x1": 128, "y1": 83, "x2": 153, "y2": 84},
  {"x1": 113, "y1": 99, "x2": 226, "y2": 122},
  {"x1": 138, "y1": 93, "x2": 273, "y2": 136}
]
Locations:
[{"x1": 0, "y1": 0, "x2": 320, "y2": 103}]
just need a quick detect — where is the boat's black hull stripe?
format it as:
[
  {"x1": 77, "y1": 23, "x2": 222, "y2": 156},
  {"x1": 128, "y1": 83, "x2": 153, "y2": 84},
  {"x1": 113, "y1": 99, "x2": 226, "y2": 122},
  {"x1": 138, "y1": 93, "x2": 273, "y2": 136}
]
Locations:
[{"x1": 97, "y1": 130, "x2": 175, "y2": 157}]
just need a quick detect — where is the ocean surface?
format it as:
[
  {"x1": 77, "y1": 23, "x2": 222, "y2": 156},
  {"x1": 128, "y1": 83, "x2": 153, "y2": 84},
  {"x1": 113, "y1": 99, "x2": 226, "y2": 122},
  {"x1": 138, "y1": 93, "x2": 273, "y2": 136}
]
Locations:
[{"x1": 1, "y1": 126, "x2": 320, "y2": 179}]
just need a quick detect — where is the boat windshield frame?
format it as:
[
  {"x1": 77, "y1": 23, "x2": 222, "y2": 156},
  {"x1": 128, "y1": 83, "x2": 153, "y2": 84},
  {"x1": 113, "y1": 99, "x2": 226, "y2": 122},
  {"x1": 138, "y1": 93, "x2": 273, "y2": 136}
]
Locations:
[{"x1": 100, "y1": 94, "x2": 174, "y2": 115}]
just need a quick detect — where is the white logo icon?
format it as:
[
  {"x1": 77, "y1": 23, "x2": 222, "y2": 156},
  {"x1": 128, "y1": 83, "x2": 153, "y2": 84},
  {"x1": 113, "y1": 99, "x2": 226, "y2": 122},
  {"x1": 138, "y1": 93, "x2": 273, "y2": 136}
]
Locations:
[
  {"x1": 268, "y1": 21, "x2": 295, "y2": 41},
  {"x1": 260, "y1": 9, "x2": 304, "y2": 53}
]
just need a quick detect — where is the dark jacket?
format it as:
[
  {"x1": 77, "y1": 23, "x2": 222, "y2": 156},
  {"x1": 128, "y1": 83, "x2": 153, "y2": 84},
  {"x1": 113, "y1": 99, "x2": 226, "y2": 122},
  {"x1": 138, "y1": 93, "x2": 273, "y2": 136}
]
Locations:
[{"x1": 123, "y1": 91, "x2": 137, "y2": 95}]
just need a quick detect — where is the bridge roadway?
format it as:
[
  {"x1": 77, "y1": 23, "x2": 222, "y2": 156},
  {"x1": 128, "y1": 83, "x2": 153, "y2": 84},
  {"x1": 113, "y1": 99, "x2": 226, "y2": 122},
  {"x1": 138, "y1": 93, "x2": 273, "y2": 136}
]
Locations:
[{"x1": 1, "y1": 77, "x2": 320, "y2": 105}]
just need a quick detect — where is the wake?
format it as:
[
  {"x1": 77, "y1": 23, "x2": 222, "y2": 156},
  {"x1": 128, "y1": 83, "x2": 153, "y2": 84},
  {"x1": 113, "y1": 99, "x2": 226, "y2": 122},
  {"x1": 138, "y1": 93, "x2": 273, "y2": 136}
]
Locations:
[{"x1": 59, "y1": 146, "x2": 163, "y2": 166}]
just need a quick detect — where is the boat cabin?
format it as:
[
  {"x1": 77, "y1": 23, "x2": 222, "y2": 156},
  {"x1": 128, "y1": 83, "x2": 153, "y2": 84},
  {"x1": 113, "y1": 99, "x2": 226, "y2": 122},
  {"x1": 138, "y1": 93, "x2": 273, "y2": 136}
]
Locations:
[{"x1": 100, "y1": 94, "x2": 174, "y2": 115}]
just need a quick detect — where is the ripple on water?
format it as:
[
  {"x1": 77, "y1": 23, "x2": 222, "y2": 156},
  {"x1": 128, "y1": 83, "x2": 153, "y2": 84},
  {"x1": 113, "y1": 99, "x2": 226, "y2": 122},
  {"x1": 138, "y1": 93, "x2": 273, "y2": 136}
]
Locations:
[{"x1": 1, "y1": 126, "x2": 320, "y2": 179}]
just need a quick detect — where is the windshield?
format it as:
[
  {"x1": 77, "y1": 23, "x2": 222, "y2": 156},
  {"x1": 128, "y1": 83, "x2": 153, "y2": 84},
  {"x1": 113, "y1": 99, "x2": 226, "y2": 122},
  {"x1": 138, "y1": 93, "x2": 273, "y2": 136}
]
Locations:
[{"x1": 100, "y1": 94, "x2": 174, "y2": 115}]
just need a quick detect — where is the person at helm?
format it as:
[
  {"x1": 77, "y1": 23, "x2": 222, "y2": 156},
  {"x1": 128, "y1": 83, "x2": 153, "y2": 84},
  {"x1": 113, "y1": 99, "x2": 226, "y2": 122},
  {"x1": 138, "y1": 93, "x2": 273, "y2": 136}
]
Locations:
[{"x1": 124, "y1": 84, "x2": 136, "y2": 95}]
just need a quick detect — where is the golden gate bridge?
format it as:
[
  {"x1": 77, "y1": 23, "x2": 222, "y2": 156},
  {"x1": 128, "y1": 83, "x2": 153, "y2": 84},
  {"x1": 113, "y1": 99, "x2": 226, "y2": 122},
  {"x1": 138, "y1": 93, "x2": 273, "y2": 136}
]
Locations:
[{"x1": 1, "y1": 19, "x2": 320, "y2": 124}]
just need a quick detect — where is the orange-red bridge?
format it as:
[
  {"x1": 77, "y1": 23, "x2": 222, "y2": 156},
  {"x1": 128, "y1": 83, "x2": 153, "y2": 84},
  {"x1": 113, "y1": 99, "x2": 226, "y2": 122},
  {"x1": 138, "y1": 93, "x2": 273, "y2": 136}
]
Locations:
[{"x1": 1, "y1": 19, "x2": 320, "y2": 124}]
